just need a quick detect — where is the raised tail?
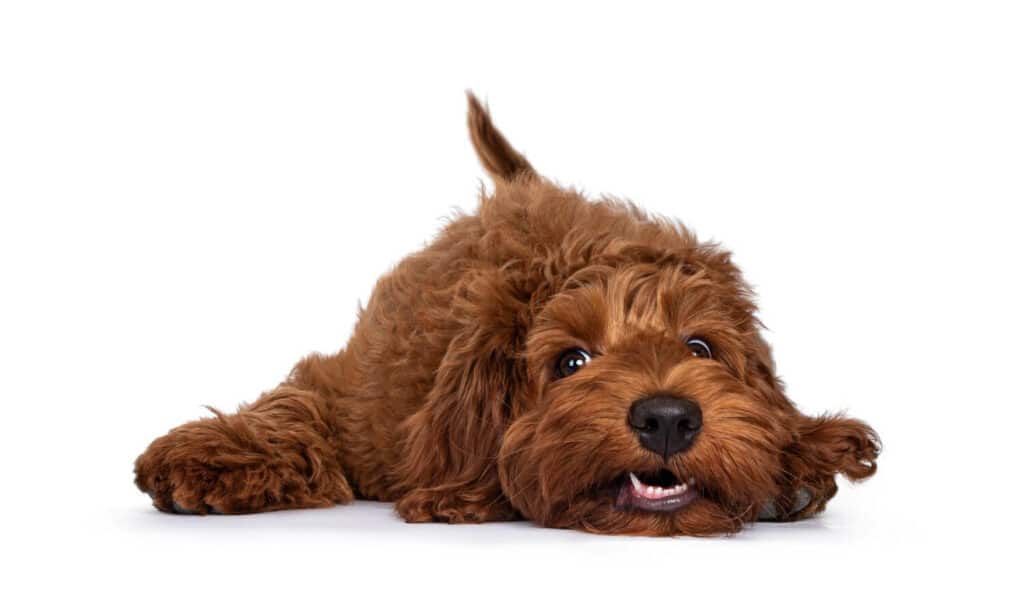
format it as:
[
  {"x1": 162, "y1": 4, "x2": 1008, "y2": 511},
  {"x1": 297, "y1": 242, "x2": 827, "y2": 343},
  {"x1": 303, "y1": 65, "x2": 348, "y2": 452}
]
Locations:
[{"x1": 466, "y1": 92, "x2": 537, "y2": 183}]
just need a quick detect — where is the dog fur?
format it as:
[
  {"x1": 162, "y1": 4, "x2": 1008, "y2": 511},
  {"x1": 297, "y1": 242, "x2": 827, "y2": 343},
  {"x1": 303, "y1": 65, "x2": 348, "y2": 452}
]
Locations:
[{"x1": 134, "y1": 94, "x2": 879, "y2": 536}]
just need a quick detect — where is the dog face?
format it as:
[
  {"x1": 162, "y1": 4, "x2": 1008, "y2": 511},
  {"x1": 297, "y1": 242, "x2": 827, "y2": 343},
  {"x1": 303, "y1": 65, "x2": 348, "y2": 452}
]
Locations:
[
  {"x1": 457, "y1": 95, "x2": 879, "y2": 536},
  {"x1": 498, "y1": 255, "x2": 793, "y2": 535}
]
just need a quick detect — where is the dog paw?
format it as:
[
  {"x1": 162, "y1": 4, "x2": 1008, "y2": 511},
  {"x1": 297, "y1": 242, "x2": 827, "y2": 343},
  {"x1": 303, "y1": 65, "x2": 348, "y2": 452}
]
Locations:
[
  {"x1": 134, "y1": 438, "x2": 243, "y2": 515},
  {"x1": 133, "y1": 418, "x2": 347, "y2": 515},
  {"x1": 395, "y1": 487, "x2": 519, "y2": 524},
  {"x1": 134, "y1": 423, "x2": 237, "y2": 514},
  {"x1": 140, "y1": 489, "x2": 222, "y2": 515}
]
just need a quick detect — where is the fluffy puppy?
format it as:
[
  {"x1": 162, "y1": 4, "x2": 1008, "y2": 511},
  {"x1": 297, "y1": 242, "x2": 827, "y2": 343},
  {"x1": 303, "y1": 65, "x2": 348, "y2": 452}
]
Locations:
[{"x1": 134, "y1": 94, "x2": 880, "y2": 536}]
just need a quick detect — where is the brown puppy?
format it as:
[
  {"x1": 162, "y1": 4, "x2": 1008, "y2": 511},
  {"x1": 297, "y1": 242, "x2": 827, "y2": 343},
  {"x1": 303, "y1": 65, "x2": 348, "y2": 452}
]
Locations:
[{"x1": 134, "y1": 94, "x2": 880, "y2": 536}]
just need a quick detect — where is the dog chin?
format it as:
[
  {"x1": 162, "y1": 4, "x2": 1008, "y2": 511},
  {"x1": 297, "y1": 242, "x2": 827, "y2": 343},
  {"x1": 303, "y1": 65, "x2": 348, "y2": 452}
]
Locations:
[{"x1": 563, "y1": 469, "x2": 741, "y2": 536}]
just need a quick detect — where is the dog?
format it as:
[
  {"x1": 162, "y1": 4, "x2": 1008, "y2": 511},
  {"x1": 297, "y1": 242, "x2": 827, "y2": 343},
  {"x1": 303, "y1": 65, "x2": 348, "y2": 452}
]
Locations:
[{"x1": 134, "y1": 94, "x2": 880, "y2": 536}]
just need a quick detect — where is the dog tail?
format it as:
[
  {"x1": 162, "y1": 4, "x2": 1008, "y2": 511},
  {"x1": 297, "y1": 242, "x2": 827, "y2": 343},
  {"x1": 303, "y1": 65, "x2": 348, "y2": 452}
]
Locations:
[{"x1": 466, "y1": 92, "x2": 536, "y2": 183}]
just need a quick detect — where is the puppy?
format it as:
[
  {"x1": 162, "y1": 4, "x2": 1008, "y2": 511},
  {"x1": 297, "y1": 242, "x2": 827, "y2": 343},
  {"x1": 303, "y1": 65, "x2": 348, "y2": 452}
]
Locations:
[{"x1": 134, "y1": 94, "x2": 879, "y2": 536}]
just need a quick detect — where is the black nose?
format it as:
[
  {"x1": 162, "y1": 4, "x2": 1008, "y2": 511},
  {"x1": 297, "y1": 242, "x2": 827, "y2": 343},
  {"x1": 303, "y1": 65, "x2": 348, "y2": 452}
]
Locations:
[{"x1": 628, "y1": 395, "x2": 703, "y2": 458}]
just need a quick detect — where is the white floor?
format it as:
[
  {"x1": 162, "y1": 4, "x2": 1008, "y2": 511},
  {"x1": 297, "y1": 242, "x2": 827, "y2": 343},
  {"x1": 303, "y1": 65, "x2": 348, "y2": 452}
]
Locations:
[{"x1": 8, "y1": 480, "x2": 1003, "y2": 605}]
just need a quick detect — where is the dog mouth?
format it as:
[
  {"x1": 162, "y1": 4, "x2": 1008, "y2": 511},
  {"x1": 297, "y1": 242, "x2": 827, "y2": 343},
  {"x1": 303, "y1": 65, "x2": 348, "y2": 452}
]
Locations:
[{"x1": 614, "y1": 468, "x2": 699, "y2": 513}]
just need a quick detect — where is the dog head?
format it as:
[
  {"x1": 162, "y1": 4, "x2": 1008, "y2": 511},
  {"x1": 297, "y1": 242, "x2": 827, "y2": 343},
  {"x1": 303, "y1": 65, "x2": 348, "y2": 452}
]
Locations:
[
  {"x1": 498, "y1": 255, "x2": 879, "y2": 535},
  {"x1": 424, "y1": 95, "x2": 879, "y2": 535}
]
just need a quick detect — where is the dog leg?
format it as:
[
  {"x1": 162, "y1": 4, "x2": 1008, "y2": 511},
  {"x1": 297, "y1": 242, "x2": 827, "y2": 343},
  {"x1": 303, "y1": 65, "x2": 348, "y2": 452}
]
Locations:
[{"x1": 134, "y1": 386, "x2": 353, "y2": 514}]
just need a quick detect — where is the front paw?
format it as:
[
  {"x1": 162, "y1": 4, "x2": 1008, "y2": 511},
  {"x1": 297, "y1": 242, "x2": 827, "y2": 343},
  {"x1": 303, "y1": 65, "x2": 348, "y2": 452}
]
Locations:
[
  {"x1": 134, "y1": 423, "x2": 239, "y2": 514},
  {"x1": 395, "y1": 487, "x2": 519, "y2": 524},
  {"x1": 761, "y1": 414, "x2": 881, "y2": 522},
  {"x1": 135, "y1": 413, "x2": 351, "y2": 515},
  {"x1": 133, "y1": 416, "x2": 339, "y2": 515}
]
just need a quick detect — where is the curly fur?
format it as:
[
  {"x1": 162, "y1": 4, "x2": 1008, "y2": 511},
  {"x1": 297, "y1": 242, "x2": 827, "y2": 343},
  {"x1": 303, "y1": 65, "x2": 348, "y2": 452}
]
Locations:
[{"x1": 134, "y1": 93, "x2": 880, "y2": 535}]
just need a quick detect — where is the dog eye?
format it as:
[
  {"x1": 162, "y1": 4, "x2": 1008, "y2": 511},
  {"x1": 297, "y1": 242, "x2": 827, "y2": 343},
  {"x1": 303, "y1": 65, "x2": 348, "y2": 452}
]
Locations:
[
  {"x1": 686, "y1": 337, "x2": 713, "y2": 359},
  {"x1": 554, "y1": 348, "x2": 592, "y2": 379}
]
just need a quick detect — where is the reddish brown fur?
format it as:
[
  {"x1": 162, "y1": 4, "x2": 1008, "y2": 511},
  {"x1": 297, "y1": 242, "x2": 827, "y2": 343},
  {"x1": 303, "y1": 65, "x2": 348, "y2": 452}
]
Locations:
[{"x1": 134, "y1": 94, "x2": 880, "y2": 535}]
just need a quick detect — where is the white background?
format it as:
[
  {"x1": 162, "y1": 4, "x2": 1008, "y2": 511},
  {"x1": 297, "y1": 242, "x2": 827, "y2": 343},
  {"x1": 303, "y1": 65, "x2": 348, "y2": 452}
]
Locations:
[{"x1": 2, "y1": 1, "x2": 1022, "y2": 604}]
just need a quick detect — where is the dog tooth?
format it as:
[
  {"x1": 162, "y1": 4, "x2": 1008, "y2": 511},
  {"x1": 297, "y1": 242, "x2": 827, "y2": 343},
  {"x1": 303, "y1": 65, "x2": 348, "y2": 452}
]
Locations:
[{"x1": 629, "y1": 472, "x2": 643, "y2": 491}]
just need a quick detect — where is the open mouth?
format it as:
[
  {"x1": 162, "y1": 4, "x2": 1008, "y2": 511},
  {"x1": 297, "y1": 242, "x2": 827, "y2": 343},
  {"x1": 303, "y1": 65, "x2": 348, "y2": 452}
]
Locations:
[{"x1": 614, "y1": 468, "x2": 699, "y2": 513}]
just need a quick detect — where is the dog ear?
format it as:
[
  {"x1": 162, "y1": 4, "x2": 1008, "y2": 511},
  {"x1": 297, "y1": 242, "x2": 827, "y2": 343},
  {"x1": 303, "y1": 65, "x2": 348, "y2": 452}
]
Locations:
[
  {"x1": 390, "y1": 269, "x2": 527, "y2": 520},
  {"x1": 466, "y1": 92, "x2": 537, "y2": 183},
  {"x1": 748, "y1": 334, "x2": 881, "y2": 521}
]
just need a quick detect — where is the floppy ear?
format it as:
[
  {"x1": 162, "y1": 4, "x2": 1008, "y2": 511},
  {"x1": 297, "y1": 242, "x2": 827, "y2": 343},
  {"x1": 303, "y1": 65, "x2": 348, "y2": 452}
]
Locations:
[
  {"x1": 466, "y1": 91, "x2": 537, "y2": 183},
  {"x1": 748, "y1": 334, "x2": 881, "y2": 521},
  {"x1": 391, "y1": 268, "x2": 527, "y2": 522}
]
